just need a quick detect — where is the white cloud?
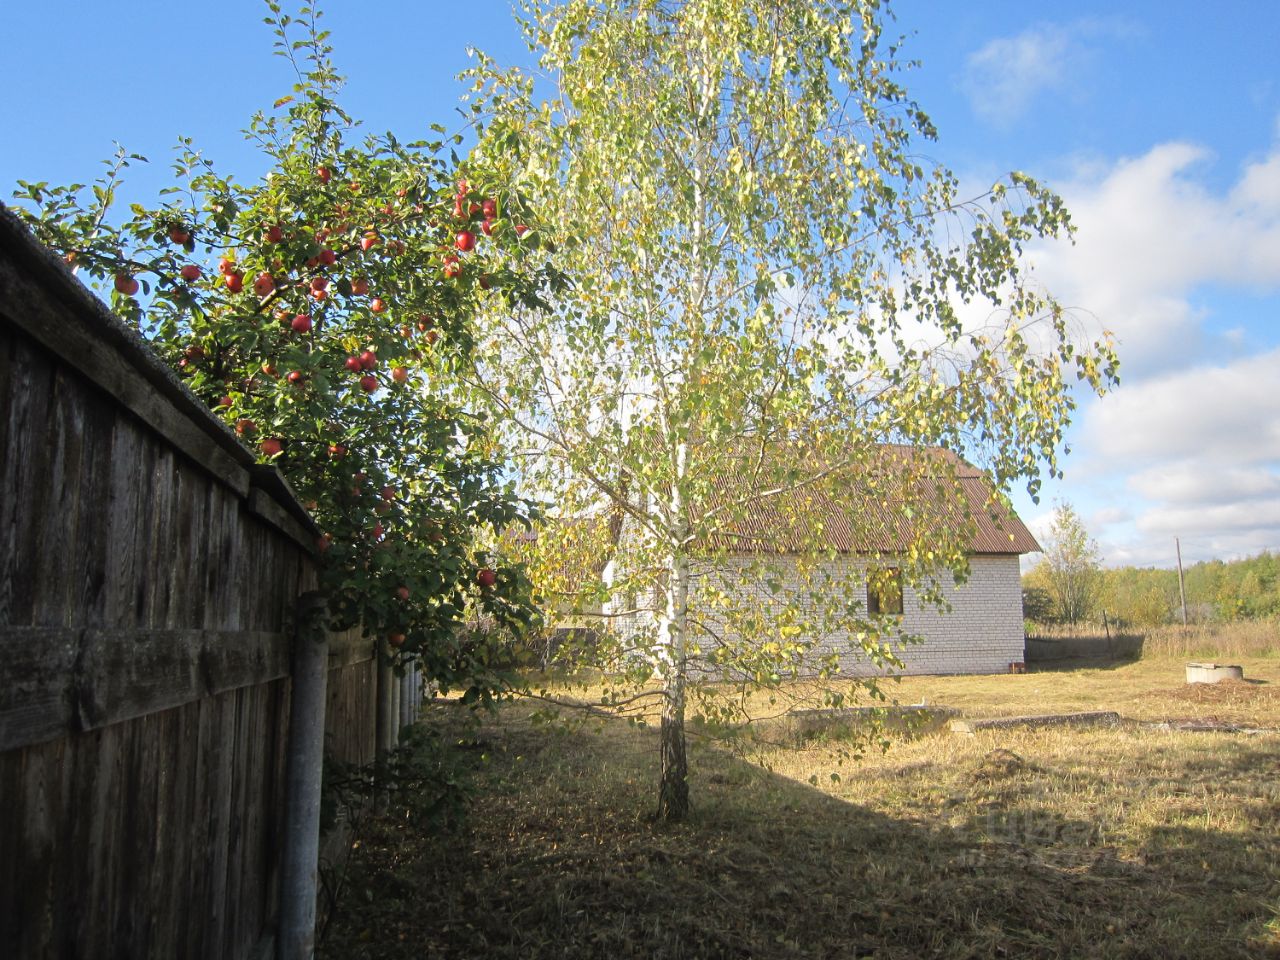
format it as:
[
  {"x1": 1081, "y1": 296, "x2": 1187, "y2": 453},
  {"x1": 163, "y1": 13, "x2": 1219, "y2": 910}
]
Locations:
[
  {"x1": 1129, "y1": 462, "x2": 1280, "y2": 505},
  {"x1": 1029, "y1": 140, "x2": 1280, "y2": 379},
  {"x1": 1012, "y1": 132, "x2": 1280, "y2": 568},
  {"x1": 961, "y1": 19, "x2": 1135, "y2": 127},
  {"x1": 1085, "y1": 346, "x2": 1280, "y2": 465},
  {"x1": 963, "y1": 26, "x2": 1074, "y2": 125},
  {"x1": 1090, "y1": 506, "x2": 1131, "y2": 528},
  {"x1": 1233, "y1": 150, "x2": 1280, "y2": 214}
]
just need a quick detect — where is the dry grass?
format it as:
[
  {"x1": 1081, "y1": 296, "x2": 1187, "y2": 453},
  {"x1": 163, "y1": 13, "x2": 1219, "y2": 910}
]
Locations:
[
  {"x1": 1029, "y1": 620, "x2": 1280, "y2": 659},
  {"x1": 886, "y1": 657, "x2": 1280, "y2": 725},
  {"x1": 321, "y1": 660, "x2": 1280, "y2": 960},
  {"x1": 1140, "y1": 621, "x2": 1280, "y2": 659}
]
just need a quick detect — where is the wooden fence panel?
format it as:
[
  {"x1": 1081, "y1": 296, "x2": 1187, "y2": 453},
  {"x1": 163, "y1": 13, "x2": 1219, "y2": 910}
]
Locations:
[
  {"x1": 326, "y1": 631, "x2": 379, "y2": 770},
  {"x1": 0, "y1": 208, "x2": 383, "y2": 959}
]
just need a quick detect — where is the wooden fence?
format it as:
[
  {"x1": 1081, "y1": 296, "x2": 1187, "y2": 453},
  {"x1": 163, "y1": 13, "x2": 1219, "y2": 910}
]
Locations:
[{"x1": 0, "y1": 206, "x2": 399, "y2": 958}]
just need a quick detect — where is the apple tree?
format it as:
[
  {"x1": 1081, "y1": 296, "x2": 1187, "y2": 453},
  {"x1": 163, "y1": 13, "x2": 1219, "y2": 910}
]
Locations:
[
  {"x1": 10, "y1": 3, "x2": 563, "y2": 701},
  {"x1": 461, "y1": 0, "x2": 1119, "y2": 820}
]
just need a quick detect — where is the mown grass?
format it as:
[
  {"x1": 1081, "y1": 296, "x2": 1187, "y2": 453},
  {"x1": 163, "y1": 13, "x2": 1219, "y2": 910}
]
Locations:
[{"x1": 320, "y1": 659, "x2": 1280, "y2": 960}]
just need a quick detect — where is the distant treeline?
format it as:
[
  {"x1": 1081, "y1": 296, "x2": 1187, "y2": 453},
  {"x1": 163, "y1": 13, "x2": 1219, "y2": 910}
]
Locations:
[{"x1": 1024, "y1": 550, "x2": 1280, "y2": 627}]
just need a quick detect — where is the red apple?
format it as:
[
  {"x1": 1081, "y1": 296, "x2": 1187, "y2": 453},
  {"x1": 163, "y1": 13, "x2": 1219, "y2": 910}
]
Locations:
[
  {"x1": 316, "y1": 533, "x2": 332, "y2": 553},
  {"x1": 515, "y1": 224, "x2": 529, "y2": 237},
  {"x1": 261, "y1": 361, "x2": 277, "y2": 377},
  {"x1": 253, "y1": 272, "x2": 275, "y2": 297},
  {"x1": 370, "y1": 297, "x2": 387, "y2": 313},
  {"x1": 344, "y1": 356, "x2": 363, "y2": 373},
  {"x1": 381, "y1": 485, "x2": 396, "y2": 500},
  {"x1": 480, "y1": 218, "x2": 494, "y2": 237},
  {"x1": 351, "y1": 277, "x2": 370, "y2": 296},
  {"x1": 291, "y1": 314, "x2": 313, "y2": 333},
  {"x1": 425, "y1": 330, "x2": 439, "y2": 345},
  {"x1": 359, "y1": 374, "x2": 379, "y2": 393},
  {"x1": 455, "y1": 230, "x2": 476, "y2": 252},
  {"x1": 387, "y1": 632, "x2": 405, "y2": 648},
  {"x1": 114, "y1": 273, "x2": 139, "y2": 296},
  {"x1": 360, "y1": 233, "x2": 379, "y2": 251},
  {"x1": 315, "y1": 165, "x2": 332, "y2": 184},
  {"x1": 235, "y1": 418, "x2": 257, "y2": 435},
  {"x1": 310, "y1": 276, "x2": 328, "y2": 291},
  {"x1": 260, "y1": 437, "x2": 283, "y2": 457},
  {"x1": 264, "y1": 224, "x2": 284, "y2": 244},
  {"x1": 180, "y1": 264, "x2": 202, "y2": 282},
  {"x1": 219, "y1": 257, "x2": 235, "y2": 275},
  {"x1": 319, "y1": 248, "x2": 337, "y2": 266},
  {"x1": 373, "y1": 521, "x2": 385, "y2": 539},
  {"x1": 218, "y1": 395, "x2": 234, "y2": 408},
  {"x1": 476, "y1": 567, "x2": 497, "y2": 588},
  {"x1": 169, "y1": 227, "x2": 191, "y2": 245},
  {"x1": 482, "y1": 198, "x2": 497, "y2": 218},
  {"x1": 226, "y1": 271, "x2": 244, "y2": 293},
  {"x1": 311, "y1": 287, "x2": 328, "y2": 302},
  {"x1": 359, "y1": 350, "x2": 378, "y2": 370},
  {"x1": 391, "y1": 366, "x2": 409, "y2": 384},
  {"x1": 395, "y1": 585, "x2": 410, "y2": 602},
  {"x1": 287, "y1": 370, "x2": 305, "y2": 386},
  {"x1": 328, "y1": 443, "x2": 347, "y2": 458},
  {"x1": 443, "y1": 256, "x2": 462, "y2": 280}
]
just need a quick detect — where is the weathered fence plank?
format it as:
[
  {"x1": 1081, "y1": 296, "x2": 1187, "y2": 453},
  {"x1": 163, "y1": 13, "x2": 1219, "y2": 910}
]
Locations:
[
  {"x1": 0, "y1": 204, "x2": 380, "y2": 959},
  {"x1": 0, "y1": 626, "x2": 292, "y2": 752},
  {"x1": 0, "y1": 247, "x2": 253, "y2": 499}
]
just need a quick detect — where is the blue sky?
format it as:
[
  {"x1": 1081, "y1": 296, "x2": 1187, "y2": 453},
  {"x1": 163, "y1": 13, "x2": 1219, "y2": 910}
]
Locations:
[{"x1": 4, "y1": 1, "x2": 1278, "y2": 569}]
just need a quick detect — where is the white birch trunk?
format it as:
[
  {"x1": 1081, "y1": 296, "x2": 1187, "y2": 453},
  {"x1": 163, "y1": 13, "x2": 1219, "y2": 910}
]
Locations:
[{"x1": 657, "y1": 442, "x2": 691, "y2": 820}]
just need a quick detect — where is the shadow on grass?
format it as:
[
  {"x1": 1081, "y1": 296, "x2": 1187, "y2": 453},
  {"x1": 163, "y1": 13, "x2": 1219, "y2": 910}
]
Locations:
[
  {"x1": 319, "y1": 706, "x2": 1280, "y2": 960},
  {"x1": 1027, "y1": 655, "x2": 1143, "y2": 674}
]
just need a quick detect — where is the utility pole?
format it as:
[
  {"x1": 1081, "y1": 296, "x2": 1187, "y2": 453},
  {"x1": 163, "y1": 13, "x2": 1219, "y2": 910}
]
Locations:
[{"x1": 1176, "y1": 537, "x2": 1188, "y2": 627}]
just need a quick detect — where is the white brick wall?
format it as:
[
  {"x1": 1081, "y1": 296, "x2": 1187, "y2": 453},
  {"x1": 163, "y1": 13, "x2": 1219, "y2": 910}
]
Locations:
[
  {"x1": 882, "y1": 554, "x2": 1026, "y2": 675},
  {"x1": 603, "y1": 552, "x2": 1025, "y2": 676}
]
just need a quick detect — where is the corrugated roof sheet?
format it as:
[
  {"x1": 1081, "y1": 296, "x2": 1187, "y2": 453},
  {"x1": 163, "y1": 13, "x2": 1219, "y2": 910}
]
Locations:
[
  {"x1": 516, "y1": 445, "x2": 1041, "y2": 564},
  {"x1": 698, "y1": 445, "x2": 1041, "y2": 556}
]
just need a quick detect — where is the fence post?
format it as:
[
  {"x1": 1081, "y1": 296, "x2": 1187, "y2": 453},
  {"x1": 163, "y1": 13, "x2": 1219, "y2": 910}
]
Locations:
[
  {"x1": 375, "y1": 645, "x2": 395, "y2": 811},
  {"x1": 399, "y1": 666, "x2": 412, "y2": 729},
  {"x1": 391, "y1": 666, "x2": 402, "y2": 743},
  {"x1": 278, "y1": 592, "x2": 330, "y2": 960},
  {"x1": 410, "y1": 660, "x2": 420, "y2": 723}
]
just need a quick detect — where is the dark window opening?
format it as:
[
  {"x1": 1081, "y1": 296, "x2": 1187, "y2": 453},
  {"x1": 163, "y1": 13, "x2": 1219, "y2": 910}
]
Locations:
[{"x1": 867, "y1": 567, "x2": 904, "y2": 616}]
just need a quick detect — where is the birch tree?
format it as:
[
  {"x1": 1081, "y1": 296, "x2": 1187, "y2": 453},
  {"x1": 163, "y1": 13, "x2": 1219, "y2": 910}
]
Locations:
[
  {"x1": 1038, "y1": 501, "x2": 1103, "y2": 624},
  {"x1": 462, "y1": 0, "x2": 1118, "y2": 820}
]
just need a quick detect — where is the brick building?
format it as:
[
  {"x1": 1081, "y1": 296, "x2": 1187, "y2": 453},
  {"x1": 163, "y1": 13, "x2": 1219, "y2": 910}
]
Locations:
[{"x1": 599, "y1": 446, "x2": 1040, "y2": 676}]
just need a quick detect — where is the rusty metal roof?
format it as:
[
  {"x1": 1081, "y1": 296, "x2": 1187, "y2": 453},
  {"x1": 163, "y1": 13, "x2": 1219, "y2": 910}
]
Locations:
[{"x1": 698, "y1": 445, "x2": 1041, "y2": 556}]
